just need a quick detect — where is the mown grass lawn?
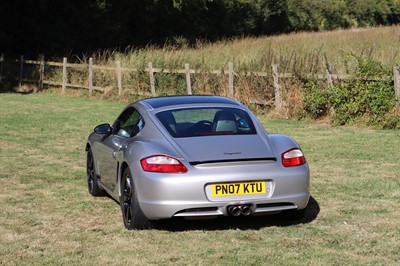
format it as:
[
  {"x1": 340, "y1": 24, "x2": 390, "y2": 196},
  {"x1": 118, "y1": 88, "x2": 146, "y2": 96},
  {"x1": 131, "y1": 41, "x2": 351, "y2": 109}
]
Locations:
[{"x1": 0, "y1": 93, "x2": 399, "y2": 265}]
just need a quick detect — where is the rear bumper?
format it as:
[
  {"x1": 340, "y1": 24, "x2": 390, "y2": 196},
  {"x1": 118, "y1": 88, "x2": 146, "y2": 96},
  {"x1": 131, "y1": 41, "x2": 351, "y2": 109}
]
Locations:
[
  {"x1": 140, "y1": 191, "x2": 310, "y2": 219},
  {"x1": 132, "y1": 160, "x2": 310, "y2": 220}
]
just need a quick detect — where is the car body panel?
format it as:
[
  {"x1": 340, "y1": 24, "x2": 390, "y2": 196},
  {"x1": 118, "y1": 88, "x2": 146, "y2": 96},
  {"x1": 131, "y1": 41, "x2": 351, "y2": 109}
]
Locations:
[
  {"x1": 86, "y1": 95, "x2": 310, "y2": 221},
  {"x1": 167, "y1": 135, "x2": 275, "y2": 163}
]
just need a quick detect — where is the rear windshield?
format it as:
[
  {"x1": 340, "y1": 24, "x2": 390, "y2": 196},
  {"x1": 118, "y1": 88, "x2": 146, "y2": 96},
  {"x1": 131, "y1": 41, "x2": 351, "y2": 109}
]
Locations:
[{"x1": 156, "y1": 107, "x2": 257, "y2": 138}]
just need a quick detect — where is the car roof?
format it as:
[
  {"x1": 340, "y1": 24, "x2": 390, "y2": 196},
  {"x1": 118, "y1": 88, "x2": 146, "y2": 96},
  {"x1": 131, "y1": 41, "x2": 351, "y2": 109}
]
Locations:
[{"x1": 139, "y1": 95, "x2": 240, "y2": 109}]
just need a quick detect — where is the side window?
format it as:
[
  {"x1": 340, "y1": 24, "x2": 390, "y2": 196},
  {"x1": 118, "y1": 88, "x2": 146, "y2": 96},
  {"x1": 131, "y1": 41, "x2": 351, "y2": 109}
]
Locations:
[{"x1": 114, "y1": 107, "x2": 145, "y2": 138}]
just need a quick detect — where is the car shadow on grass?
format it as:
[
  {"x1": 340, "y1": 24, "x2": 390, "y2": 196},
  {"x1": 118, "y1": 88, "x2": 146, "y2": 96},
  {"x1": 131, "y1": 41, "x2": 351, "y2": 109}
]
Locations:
[{"x1": 155, "y1": 196, "x2": 320, "y2": 231}]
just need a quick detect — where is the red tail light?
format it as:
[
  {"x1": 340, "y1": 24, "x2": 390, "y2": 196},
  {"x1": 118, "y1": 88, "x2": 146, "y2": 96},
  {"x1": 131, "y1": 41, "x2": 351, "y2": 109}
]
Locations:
[
  {"x1": 282, "y1": 148, "x2": 306, "y2": 167},
  {"x1": 140, "y1": 155, "x2": 187, "y2": 173}
]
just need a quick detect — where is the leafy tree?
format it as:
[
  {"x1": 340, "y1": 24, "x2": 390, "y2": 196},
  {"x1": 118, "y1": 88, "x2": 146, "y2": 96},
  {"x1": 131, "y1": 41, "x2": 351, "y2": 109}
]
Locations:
[{"x1": 346, "y1": 0, "x2": 391, "y2": 26}]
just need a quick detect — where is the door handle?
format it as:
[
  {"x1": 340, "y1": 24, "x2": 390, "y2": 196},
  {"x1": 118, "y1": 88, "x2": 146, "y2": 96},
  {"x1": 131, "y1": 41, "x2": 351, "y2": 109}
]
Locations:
[{"x1": 112, "y1": 152, "x2": 117, "y2": 159}]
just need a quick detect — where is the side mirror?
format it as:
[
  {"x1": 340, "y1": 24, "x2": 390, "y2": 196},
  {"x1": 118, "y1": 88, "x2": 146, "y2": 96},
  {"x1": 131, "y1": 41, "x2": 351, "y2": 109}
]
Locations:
[{"x1": 94, "y1": 123, "x2": 112, "y2": 135}]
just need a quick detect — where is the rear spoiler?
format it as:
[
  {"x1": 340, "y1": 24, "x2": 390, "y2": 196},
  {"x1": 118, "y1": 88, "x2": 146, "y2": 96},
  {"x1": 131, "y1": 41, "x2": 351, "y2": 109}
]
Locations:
[{"x1": 189, "y1": 157, "x2": 277, "y2": 166}]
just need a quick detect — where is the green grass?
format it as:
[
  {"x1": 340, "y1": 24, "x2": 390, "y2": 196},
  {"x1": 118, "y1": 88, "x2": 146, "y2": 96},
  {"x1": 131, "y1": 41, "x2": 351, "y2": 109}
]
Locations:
[{"x1": 1, "y1": 93, "x2": 399, "y2": 265}]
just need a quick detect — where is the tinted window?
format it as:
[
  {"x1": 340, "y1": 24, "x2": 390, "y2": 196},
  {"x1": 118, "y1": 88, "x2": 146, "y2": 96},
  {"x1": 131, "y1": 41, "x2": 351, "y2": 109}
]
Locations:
[
  {"x1": 114, "y1": 107, "x2": 144, "y2": 138},
  {"x1": 156, "y1": 108, "x2": 256, "y2": 138}
]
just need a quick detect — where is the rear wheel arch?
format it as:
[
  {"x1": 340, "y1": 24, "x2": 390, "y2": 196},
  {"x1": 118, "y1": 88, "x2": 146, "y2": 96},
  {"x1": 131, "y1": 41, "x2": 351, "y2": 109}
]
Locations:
[
  {"x1": 120, "y1": 162, "x2": 130, "y2": 179},
  {"x1": 119, "y1": 162, "x2": 130, "y2": 195},
  {"x1": 269, "y1": 134, "x2": 300, "y2": 153}
]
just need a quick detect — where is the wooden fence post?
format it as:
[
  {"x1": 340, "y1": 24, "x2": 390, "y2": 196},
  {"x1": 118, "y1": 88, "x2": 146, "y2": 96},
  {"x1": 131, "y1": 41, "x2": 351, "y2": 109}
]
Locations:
[
  {"x1": 117, "y1": 61, "x2": 122, "y2": 97},
  {"x1": 394, "y1": 66, "x2": 400, "y2": 106},
  {"x1": 88, "y1": 58, "x2": 93, "y2": 97},
  {"x1": 62, "y1": 57, "x2": 67, "y2": 94},
  {"x1": 272, "y1": 64, "x2": 281, "y2": 111},
  {"x1": 228, "y1": 62, "x2": 234, "y2": 98},
  {"x1": 326, "y1": 63, "x2": 333, "y2": 88},
  {"x1": 19, "y1": 55, "x2": 24, "y2": 87},
  {"x1": 148, "y1": 62, "x2": 156, "y2": 97},
  {"x1": 0, "y1": 53, "x2": 4, "y2": 82},
  {"x1": 39, "y1": 54, "x2": 44, "y2": 89},
  {"x1": 185, "y1": 63, "x2": 192, "y2": 95}
]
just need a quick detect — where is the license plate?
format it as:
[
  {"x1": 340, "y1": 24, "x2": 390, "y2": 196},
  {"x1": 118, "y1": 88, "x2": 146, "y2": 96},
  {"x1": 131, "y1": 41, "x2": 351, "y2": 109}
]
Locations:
[{"x1": 211, "y1": 181, "x2": 266, "y2": 197}]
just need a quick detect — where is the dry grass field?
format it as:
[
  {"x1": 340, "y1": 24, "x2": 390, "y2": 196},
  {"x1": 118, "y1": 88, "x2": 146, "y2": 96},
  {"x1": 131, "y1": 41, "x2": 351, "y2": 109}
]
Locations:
[
  {"x1": 13, "y1": 25, "x2": 395, "y2": 118},
  {"x1": 108, "y1": 25, "x2": 400, "y2": 74},
  {"x1": 0, "y1": 92, "x2": 399, "y2": 265}
]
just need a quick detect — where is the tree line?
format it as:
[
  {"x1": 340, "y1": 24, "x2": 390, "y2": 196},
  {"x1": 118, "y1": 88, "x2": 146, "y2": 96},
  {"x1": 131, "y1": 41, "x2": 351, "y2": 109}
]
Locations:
[{"x1": 1, "y1": 0, "x2": 400, "y2": 57}]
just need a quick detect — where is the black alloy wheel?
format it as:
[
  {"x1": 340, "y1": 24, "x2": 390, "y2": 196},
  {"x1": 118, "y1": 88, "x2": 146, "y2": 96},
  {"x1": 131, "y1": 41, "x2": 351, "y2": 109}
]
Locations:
[
  {"x1": 86, "y1": 148, "x2": 104, "y2": 196},
  {"x1": 120, "y1": 167, "x2": 153, "y2": 230}
]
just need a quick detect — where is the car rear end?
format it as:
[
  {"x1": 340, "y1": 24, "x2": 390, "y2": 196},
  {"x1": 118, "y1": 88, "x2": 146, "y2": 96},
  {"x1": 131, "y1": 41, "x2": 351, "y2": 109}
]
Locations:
[
  {"x1": 131, "y1": 100, "x2": 310, "y2": 220},
  {"x1": 134, "y1": 152, "x2": 309, "y2": 220}
]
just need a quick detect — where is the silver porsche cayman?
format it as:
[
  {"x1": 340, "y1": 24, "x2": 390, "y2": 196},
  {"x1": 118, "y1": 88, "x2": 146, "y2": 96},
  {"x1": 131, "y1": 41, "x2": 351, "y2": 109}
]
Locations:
[{"x1": 86, "y1": 96, "x2": 310, "y2": 229}]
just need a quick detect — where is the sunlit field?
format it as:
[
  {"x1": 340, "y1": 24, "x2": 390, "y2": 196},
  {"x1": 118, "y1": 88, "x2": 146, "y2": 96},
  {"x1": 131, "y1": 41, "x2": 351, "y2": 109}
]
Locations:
[
  {"x1": 1, "y1": 93, "x2": 399, "y2": 265},
  {"x1": 106, "y1": 25, "x2": 400, "y2": 74}
]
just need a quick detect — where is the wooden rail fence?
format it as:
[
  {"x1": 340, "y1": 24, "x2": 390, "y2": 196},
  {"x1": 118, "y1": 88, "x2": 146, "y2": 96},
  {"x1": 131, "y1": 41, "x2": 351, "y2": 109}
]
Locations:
[{"x1": 1, "y1": 53, "x2": 399, "y2": 108}]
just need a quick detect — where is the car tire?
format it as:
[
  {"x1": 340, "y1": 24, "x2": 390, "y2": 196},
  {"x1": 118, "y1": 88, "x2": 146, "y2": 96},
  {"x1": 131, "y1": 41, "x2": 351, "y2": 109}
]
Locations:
[
  {"x1": 86, "y1": 148, "x2": 105, "y2": 197},
  {"x1": 120, "y1": 167, "x2": 153, "y2": 230}
]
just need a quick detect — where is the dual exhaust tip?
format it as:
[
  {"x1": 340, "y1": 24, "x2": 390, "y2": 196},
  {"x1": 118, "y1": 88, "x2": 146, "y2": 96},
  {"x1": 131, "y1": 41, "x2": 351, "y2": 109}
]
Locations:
[{"x1": 228, "y1": 204, "x2": 252, "y2": 217}]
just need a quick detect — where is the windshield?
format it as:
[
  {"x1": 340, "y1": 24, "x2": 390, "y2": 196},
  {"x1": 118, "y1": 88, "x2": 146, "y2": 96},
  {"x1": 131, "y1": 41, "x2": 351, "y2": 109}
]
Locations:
[{"x1": 156, "y1": 107, "x2": 257, "y2": 138}]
